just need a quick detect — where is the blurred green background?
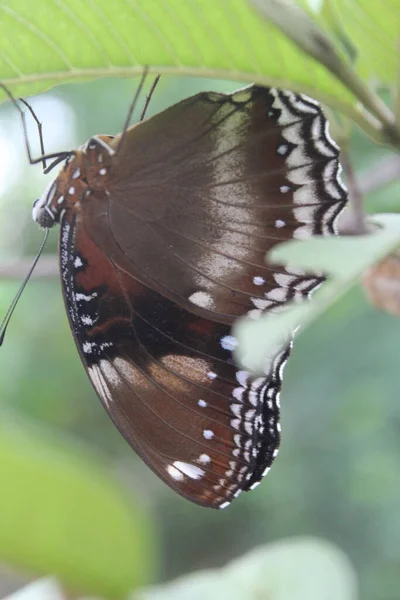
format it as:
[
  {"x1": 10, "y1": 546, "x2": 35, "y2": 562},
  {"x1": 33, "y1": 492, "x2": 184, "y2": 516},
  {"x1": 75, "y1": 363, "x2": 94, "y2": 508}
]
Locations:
[{"x1": 0, "y1": 75, "x2": 399, "y2": 599}]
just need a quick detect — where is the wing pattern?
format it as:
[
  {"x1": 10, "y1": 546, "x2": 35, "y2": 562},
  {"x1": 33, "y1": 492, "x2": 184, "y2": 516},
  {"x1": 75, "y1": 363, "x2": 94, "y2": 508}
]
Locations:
[{"x1": 56, "y1": 85, "x2": 346, "y2": 508}]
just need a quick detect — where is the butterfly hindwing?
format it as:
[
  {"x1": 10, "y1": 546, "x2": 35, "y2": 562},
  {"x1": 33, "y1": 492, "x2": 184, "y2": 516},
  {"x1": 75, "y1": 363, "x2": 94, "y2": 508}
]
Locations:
[{"x1": 60, "y1": 213, "x2": 283, "y2": 508}]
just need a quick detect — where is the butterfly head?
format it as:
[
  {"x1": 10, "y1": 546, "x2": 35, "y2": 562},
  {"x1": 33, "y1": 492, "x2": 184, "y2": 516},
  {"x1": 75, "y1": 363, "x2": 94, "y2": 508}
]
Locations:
[{"x1": 32, "y1": 153, "x2": 88, "y2": 229}]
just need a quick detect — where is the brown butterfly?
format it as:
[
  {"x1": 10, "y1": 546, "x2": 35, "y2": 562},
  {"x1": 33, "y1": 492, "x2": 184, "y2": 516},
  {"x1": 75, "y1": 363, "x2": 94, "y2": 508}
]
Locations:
[{"x1": 27, "y1": 82, "x2": 346, "y2": 508}]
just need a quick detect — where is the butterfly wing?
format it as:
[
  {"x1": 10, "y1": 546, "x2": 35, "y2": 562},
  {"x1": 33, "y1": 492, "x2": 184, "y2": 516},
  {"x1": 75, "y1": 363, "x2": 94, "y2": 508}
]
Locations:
[
  {"x1": 60, "y1": 85, "x2": 346, "y2": 508},
  {"x1": 103, "y1": 85, "x2": 345, "y2": 321},
  {"x1": 60, "y1": 210, "x2": 285, "y2": 508}
]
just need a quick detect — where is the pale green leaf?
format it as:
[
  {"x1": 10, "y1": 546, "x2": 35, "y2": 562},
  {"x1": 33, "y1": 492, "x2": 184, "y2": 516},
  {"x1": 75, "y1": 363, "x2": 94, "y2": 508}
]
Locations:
[
  {"x1": 133, "y1": 537, "x2": 358, "y2": 600},
  {"x1": 234, "y1": 214, "x2": 400, "y2": 372}
]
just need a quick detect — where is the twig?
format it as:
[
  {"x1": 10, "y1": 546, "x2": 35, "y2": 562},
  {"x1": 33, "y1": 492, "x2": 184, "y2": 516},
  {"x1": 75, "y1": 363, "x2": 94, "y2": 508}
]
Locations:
[
  {"x1": 0, "y1": 256, "x2": 58, "y2": 279},
  {"x1": 338, "y1": 150, "x2": 371, "y2": 235},
  {"x1": 358, "y1": 155, "x2": 400, "y2": 195},
  {"x1": 1, "y1": 155, "x2": 398, "y2": 278}
]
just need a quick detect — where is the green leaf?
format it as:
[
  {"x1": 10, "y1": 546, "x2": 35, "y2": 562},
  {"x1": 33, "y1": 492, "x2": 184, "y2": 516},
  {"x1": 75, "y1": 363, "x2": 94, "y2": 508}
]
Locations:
[
  {"x1": 250, "y1": 0, "x2": 353, "y2": 86},
  {"x1": 234, "y1": 214, "x2": 400, "y2": 373},
  {"x1": 133, "y1": 537, "x2": 358, "y2": 600},
  {"x1": 250, "y1": 0, "x2": 397, "y2": 140},
  {"x1": 0, "y1": 0, "x2": 354, "y2": 109},
  {"x1": 321, "y1": 0, "x2": 399, "y2": 85},
  {"x1": 0, "y1": 414, "x2": 155, "y2": 599}
]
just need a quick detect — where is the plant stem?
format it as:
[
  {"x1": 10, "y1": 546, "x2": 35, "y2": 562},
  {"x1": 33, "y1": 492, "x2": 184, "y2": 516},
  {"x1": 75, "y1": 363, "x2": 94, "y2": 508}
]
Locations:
[{"x1": 338, "y1": 150, "x2": 370, "y2": 235}]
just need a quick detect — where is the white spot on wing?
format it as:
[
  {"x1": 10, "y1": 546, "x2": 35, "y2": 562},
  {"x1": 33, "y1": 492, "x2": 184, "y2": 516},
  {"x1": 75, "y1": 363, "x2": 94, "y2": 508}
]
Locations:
[
  {"x1": 232, "y1": 387, "x2": 244, "y2": 401},
  {"x1": 74, "y1": 256, "x2": 83, "y2": 268},
  {"x1": 236, "y1": 370, "x2": 249, "y2": 386},
  {"x1": 249, "y1": 481, "x2": 261, "y2": 490},
  {"x1": 273, "y1": 272, "x2": 295, "y2": 287},
  {"x1": 203, "y1": 429, "x2": 214, "y2": 439},
  {"x1": 230, "y1": 403, "x2": 242, "y2": 418},
  {"x1": 167, "y1": 465, "x2": 184, "y2": 481},
  {"x1": 253, "y1": 276, "x2": 265, "y2": 286},
  {"x1": 251, "y1": 297, "x2": 271, "y2": 310},
  {"x1": 83, "y1": 341, "x2": 96, "y2": 354},
  {"x1": 220, "y1": 335, "x2": 238, "y2": 351},
  {"x1": 265, "y1": 288, "x2": 287, "y2": 302},
  {"x1": 81, "y1": 315, "x2": 94, "y2": 326},
  {"x1": 173, "y1": 461, "x2": 205, "y2": 480},
  {"x1": 198, "y1": 453, "x2": 211, "y2": 465},
  {"x1": 75, "y1": 292, "x2": 97, "y2": 301},
  {"x1": 88, "y1": 364, "x2": 113, "y2": 408},
  {"x1": 277, "y1": 143, "x2": 289, "y2": 155},
  {"x1": 188, "y1": 290, "x2": 215, "y2": 309}
]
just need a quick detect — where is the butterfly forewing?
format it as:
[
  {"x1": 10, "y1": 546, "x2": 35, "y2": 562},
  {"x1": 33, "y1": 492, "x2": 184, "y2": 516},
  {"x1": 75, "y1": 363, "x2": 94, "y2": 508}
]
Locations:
[
  {"x1": 52, "y1": 85, "x2": 346, "y2": 508},
  {"x1": 103, "y1": 86, "x2": 345, "y2": 321}
]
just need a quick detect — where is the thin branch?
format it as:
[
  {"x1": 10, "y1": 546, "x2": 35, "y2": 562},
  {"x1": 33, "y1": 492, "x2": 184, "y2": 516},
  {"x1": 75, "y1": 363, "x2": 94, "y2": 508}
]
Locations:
[
  {"x1": 0, "y1": 256, "x2": 58, "y2": 279},
  {"x1": 358, "y1": 155, "x2": 400, "y2": 195},
  {"x1": 1, "y1": 158, "x2": 398, "y2": 278},
  {"x1": 338, "y1": 150, "x2": 371, "y2": 235}
]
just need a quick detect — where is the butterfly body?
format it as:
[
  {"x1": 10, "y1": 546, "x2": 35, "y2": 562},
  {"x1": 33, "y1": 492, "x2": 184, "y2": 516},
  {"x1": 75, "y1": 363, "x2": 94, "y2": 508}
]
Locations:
[{"x1": 32, "y1": 85, "x2": 346, "y2": 508}]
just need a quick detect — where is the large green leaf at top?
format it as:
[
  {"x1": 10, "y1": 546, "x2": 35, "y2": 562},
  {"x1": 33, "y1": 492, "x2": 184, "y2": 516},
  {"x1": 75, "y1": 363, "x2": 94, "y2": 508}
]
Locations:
[
  {"x1": 0, "y1": 0, "x2": 355, "y2": 108},
  {"x1": 0, "y1": 413, "x2": 155, "y2": 599},
  {"x1": 321, "y1": 0, "x2": 399, "y2": 85}
]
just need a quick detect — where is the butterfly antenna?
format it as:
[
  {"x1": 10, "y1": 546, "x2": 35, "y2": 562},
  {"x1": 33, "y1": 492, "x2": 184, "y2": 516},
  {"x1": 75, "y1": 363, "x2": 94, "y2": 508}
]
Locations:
[
  {"x1": 115, "y1": 68, "x2": 149, "y2": 154},
  {"x1": 0, "y1": 228, "x2": 49, "y2": 346},
  {"x1": 139, "y1": 75, "x2": 161, "y2": 122}
]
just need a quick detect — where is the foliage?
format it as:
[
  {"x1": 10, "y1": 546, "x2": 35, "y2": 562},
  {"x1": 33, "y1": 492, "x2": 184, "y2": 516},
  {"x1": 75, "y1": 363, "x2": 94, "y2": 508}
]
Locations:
[
  {"x1": 235, "y1": 214, "x2": 400, "y2": 371},
  {"x1": 133, "y1": 537, "x2": 358, "y2": 600},
  {"x1": 4, "y1": 536, "x2": 358, "y2": 600},
  {"x1": 0, "y1": 414, "x2": 155, "y2": 598},
  {"x1": 0, "y1": 0, "x2": 398, "y2": 146}
]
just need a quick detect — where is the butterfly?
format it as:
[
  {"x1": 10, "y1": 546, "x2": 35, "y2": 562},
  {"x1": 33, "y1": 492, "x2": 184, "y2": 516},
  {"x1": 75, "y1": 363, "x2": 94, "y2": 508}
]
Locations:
[{"x1": 30, "y1": 82, "x2": 346, "y2": 509}]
